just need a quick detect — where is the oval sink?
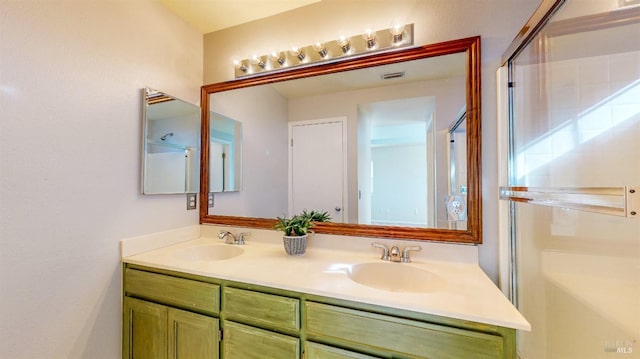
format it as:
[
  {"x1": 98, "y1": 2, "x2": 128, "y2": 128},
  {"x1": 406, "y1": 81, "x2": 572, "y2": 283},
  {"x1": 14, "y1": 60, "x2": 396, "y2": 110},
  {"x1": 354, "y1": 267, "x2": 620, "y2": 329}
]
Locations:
[
  {"x1": 348, "y1": 262, "x2": 445, "y2": 293},
  {"x1": 175, "y1": 244, "x2": 243, "y2": 261}
]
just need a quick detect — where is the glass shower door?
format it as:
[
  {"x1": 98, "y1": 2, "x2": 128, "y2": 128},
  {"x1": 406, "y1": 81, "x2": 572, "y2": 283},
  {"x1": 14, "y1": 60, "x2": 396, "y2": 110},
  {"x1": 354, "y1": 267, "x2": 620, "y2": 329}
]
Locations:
[{"x1": 504, "y1": 2, "x2": 640, "y2": 358}]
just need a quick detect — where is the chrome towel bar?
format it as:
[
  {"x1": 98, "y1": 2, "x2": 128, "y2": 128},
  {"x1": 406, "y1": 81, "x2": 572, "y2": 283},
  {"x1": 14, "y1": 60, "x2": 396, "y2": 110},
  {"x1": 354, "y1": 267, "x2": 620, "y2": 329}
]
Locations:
[{"x1": 499, "y1": 186, "x2": 638, "y2": 218}]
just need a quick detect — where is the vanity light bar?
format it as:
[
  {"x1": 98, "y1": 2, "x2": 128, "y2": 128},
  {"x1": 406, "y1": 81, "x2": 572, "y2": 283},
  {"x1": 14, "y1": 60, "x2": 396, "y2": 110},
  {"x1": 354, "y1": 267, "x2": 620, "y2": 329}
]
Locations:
[{"x1": 233, "y1": 24, "x2": 414, "y2": 78}]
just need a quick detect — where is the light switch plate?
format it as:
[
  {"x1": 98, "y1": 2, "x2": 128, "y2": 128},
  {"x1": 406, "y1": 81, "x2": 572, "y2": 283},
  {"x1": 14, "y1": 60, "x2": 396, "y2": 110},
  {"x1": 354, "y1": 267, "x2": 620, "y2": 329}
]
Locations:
[{"x1": 187, "y1": 193, "x2": 197, "y2": 210}]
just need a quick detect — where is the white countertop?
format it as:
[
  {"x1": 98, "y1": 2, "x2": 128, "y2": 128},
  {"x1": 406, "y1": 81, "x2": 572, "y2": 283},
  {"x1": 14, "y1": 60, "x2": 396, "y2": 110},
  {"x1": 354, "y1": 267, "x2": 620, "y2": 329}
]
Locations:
[{"x1": 122, "y1": 225, "x2": 530, "y2": 331}]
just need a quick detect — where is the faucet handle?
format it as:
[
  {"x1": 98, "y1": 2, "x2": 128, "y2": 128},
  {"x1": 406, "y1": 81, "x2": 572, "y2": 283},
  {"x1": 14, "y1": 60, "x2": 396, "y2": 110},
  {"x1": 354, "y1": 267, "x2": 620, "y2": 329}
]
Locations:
[
  {"x1": 401, "y1": 245, "x2": 422, "y2": 263},
  {"x1": 236, "y1": 232, "x2": 251, "y2": 245},
  {"x1": 371, "y1": 242, "x2": 390, "y2": 261}
]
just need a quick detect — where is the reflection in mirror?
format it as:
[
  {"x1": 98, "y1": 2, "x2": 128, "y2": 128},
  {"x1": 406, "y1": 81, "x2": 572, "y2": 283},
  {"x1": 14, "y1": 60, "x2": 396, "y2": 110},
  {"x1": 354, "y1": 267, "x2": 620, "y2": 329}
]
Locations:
[
  {"x1": 357, "y1": 96, "x2": 438, "y2": 228},
  {"x1": 201, "y1": 37, "x2": 481, "y2": 243},
  {"x1": 142, "y1": 88, "x2": 200, "y2": 194},
  {"x1": 208, "y1": 53, "x2": 465, "y2": 226},
  {"x1": 446, "y1": 109, "x2": 468, "y2": 230},
  {"x1": 210, "y1": 112, "x2": 242, "y2": 192}
]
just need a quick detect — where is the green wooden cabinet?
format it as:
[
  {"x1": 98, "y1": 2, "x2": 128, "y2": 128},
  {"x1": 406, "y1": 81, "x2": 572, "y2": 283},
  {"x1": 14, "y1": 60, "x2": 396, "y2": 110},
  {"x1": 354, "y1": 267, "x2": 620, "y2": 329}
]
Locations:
[
  {"x1": 305, "y1": 342, "x2": 380, "y2": 359},
  {"x1": 222, "y1": 321, "x2": 300, "y2": 359},
  {"x1": 124, "y1": 297, "x2": 168, "y2": 359},
  {"x1": 123, "y1": 264, "x2": 516, "y2": 359},
  {"x1": 306, "y1": 301, "x2": 505, "y2": 359},
  {"x1": 169, "y1": 308, "x2": 219, "y2": 359},
  {"x1": 223, "y1": 286, "x2": 300, "y2": 333},
  {"x1": 125, "y1": 268, "x2": 220, "y2": 315},
  {"x1": 123, "y1": 297, "x2": 219, "y2": 359}
]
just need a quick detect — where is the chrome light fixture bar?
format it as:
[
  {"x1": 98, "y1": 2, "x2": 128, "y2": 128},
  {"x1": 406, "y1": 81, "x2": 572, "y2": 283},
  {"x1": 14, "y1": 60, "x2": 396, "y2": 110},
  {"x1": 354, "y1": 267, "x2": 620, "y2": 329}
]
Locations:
[{"x1": 233, "y1": 24, "x2": 414, "y2": 78}]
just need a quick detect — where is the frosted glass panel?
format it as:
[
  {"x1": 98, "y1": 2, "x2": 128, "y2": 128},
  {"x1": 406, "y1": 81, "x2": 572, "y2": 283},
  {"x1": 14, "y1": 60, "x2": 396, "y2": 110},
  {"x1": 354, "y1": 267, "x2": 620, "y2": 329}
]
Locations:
[{"x1": 511, "y1": 23, "x2": 640, "y2": 189}]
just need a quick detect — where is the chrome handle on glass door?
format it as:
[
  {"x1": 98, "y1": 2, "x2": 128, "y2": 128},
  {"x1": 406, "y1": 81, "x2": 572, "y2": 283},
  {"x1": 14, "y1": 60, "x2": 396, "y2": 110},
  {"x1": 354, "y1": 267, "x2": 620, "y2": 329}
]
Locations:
[{"x1": 499, "y1": 186, "x2": 638, "y2": 218}]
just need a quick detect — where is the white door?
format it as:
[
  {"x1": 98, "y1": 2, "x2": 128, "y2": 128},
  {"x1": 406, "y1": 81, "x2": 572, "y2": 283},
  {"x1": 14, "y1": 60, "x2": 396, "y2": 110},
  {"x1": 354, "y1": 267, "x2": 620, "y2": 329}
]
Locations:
[
  {"x1": 289, "y1": 118, "x2": 346, "y2": 222},
  {"x1": 210, "y1": 141, "x2": 226, "y2": 192}
]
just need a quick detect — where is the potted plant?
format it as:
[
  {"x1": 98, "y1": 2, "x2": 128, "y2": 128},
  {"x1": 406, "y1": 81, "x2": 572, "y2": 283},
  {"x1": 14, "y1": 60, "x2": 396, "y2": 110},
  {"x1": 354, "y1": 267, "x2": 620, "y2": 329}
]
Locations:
[{"x1": 274, "y1": 210, "x2": 331, "y2": 256}]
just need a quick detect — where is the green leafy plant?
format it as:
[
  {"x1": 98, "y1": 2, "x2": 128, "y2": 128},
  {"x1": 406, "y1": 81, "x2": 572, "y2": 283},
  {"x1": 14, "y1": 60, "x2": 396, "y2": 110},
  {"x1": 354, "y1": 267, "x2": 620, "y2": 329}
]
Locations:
[
  {"x1": 274, "y1": 209, "x2": 331, "y2": 236},
  {"x1": 274, "y1": 215, "x2": 313, "y2": 236}
]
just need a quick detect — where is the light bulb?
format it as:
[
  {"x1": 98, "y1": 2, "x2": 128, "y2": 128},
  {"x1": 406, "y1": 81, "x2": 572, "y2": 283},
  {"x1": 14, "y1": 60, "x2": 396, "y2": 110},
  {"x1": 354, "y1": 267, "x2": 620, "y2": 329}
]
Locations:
[
  {"x1": 390, "y1": 24, "x2": 405, "y2": 44},
  {"x1": 233, "y1": 59, "x2": 248, "y2": 73},
  {"x1": 250, "y1": 55, "x2": 266, "y2": 69},
  {"x1": 362, "y1": 29, "x2": 376, "y2": 49},
  {"x1": 312, "y1": 42, "x2": 328, "y2": 58},
  {"x1": 289, "y1": 47, "x2": 305, "y2": 62},
  {"x1": 337, "y1": 35, "x2": 351, "y2": 54},
  {"x1": 270, "y1": 51, "x2": 286, "y2": 66}
]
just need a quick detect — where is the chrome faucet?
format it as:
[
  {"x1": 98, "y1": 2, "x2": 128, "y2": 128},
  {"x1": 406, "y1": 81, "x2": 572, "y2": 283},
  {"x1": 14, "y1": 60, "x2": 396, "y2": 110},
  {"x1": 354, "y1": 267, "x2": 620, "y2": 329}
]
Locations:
[
  {"x1": 218, "y1": 230, "x2": 250, "y2": 245},
  {"x1": 389, "y1": 246, "x2": 401, "y2": 262},
  {"x1": 372, "y1": 243, "x2": 421, "y2": 263}
]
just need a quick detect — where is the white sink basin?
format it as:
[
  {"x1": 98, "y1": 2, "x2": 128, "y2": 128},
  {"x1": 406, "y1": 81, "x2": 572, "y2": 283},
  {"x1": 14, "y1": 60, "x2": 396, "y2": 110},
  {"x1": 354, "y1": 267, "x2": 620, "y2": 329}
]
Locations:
[
  {"x1": 175, "y1": 244, "x2": 243, "y2": 261},
  {"x1": 348, "y1": 262, "x2": 445, "y2": 293}
]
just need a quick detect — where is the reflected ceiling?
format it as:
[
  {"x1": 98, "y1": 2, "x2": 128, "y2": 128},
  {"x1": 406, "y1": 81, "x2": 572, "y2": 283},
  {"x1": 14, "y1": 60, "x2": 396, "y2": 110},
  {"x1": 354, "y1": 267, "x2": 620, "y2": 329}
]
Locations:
[{"x1": 270, "y1": 52, "x2": 466, "y2": 98}]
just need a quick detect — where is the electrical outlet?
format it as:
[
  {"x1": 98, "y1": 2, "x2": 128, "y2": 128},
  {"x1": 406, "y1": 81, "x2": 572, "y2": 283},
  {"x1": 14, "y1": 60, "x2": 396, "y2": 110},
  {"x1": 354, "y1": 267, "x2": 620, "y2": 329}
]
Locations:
[
  {"x1": 446, "y1": 194, "x2": 467, "y2": 221},
  {"x1": 187, "y1": 193, "x2": 197, "y2": 210},
  {"x1": 208, "y1": 192, "x2": 214, "y2": 207}
]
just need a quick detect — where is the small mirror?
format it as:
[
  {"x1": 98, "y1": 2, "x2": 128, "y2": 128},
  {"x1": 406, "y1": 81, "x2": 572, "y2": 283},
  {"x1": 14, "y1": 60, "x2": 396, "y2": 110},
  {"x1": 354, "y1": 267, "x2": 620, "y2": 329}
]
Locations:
[
  {"x1": 142, "y1": 88, "x2": 200, "y2": 194},
  {"x1": 210, "y1": 112, "x2": 242, "y2": 192}
]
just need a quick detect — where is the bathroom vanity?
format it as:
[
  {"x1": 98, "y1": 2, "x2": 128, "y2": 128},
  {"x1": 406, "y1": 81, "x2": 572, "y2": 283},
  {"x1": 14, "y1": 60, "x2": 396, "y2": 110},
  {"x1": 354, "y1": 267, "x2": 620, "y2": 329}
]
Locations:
[{"x1": 121, "y1": 226, "x2": 529, "y2": 359}]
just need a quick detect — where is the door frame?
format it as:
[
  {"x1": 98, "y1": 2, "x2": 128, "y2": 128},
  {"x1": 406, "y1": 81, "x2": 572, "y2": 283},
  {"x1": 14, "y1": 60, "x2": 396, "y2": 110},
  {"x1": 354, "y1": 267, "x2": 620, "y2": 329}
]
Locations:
[{"x1": 288, "y1": 117, "x2": 348, "y2": 221}]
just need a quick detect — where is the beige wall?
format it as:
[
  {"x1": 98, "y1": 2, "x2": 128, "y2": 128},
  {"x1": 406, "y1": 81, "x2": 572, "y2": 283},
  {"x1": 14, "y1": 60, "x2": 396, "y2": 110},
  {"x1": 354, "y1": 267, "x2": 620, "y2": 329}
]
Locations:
[
  {"x1": 0, "y1": 0, "x2": 202, "y2": 358},
  {"x1": 203, "y1": 0, "x2": 542, "y2": 282}
]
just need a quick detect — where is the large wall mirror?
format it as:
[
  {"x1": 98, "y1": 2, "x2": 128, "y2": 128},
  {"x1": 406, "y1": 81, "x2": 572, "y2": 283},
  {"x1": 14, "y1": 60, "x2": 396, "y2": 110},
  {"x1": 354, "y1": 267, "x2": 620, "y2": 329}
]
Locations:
[{"x1": 200, "y1": 36, "x2": 482, "y2": 243}]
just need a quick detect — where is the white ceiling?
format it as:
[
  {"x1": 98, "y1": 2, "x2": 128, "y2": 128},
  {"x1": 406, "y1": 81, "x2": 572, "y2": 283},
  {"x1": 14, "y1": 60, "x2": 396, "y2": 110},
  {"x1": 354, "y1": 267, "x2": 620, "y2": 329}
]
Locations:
[{"x1": 158, "y1": 0, "x2": 321, "y2": 34}]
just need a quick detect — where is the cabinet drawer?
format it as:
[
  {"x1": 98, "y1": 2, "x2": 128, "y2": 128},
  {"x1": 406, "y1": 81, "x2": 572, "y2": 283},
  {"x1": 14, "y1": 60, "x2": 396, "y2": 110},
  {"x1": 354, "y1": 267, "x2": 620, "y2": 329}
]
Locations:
[
  {"x1": 305, "y1": 342, "x2": 379, "y2": 359},
  {"x1": 125, "y1": 269, "x2": 220, "y2": 315},
  {"x1": 223, "y1": 321, "x2": 299, "y2": 359},
  {"x1": 223, "y1": 287, "x2": 300, "y2": 331},
  {"x1": 305, "y1": 302, "x2": 504, "y2": 359}
]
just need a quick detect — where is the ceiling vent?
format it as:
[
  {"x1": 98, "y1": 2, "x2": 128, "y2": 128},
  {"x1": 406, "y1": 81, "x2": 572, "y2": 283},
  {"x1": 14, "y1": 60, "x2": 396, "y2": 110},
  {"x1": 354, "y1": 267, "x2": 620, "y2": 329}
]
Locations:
[{"x1": 380, "y1": 71, "x2": 405, "y2": 80}]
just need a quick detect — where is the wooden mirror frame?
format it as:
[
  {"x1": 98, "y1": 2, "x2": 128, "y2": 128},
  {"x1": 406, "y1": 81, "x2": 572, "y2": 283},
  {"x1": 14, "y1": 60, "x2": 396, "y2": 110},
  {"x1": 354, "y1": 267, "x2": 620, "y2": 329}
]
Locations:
[{"x1": 200, "y1": 36, "x2": 482, "y2": 244}]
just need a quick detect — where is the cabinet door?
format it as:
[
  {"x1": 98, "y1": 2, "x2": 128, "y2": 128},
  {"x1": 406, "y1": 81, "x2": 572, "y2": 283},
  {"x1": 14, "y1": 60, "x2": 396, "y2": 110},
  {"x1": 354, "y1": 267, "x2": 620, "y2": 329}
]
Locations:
[
  {"x1": 305, "y1": 342, "x2": 379, "y2": 359},
  {"x1": 123, "y1": 297, "x2": 168, "y2": 359},
  {"x1": 169, "y1": 308, "x2": 219, "y2": 359},
  {"x1": 223, "y1": 321, "x2": 299, "y2": 359}
]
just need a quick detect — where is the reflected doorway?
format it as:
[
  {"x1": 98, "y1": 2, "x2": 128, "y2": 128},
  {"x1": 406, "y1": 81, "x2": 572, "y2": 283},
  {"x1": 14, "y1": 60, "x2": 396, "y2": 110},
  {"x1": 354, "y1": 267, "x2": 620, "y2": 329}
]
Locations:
[{"x1": 357, "y1": 97, "x2": 436, "y2": 227}]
